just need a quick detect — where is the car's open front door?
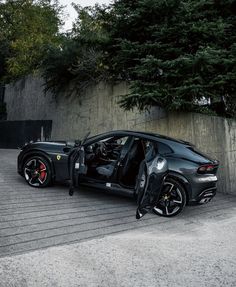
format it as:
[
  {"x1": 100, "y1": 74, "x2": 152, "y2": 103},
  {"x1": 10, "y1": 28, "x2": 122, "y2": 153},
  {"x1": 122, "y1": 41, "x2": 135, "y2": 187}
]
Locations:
[
  {"x1": 135, "y1": 146, "x2": 168, "y2": 219},
  {"x1": 68, "y1": 144, "x2": 88, "y2": 196},
  {"x1": 68, "y1": 132, "x2": 90, "y2": 196}
]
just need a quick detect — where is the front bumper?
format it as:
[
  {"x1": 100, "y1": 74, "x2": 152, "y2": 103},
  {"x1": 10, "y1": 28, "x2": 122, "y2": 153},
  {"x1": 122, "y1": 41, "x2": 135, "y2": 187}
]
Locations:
[{"x1": 17, "y1": 151, "x2": 23, "y2": 176}]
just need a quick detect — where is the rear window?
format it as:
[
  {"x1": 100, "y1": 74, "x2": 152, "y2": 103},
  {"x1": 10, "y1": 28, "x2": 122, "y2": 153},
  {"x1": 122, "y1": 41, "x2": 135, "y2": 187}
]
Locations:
[
  {"x1": 158, "y1": 142, "x2": 173, "y2": 155},
  {"x1": 187, "y1": 146, "x2": 216, "y2": 162}
]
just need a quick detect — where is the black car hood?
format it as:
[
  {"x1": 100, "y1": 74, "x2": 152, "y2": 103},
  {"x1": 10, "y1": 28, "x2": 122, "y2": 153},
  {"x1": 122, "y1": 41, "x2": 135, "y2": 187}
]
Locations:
[{"x1": 21, "y1": 140, "x2": 74, "y2": 153}]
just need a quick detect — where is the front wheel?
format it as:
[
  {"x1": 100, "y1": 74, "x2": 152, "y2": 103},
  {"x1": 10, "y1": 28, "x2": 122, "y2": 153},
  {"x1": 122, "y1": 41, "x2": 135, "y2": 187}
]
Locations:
[
  {"x1": 153, "y1": 178, "x2": 186, "y2": 217},
  {"x1": 23, "y1": 156, "x2": 52, "y2": 188}
]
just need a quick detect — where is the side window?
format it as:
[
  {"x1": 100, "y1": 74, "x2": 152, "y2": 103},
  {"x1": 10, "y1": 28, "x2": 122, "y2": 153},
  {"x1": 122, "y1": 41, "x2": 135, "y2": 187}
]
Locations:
[
  {"x1": 115, "y1": 136, "x2": 129, "y2": 146},
  {"x1": 97, "y1": 136, "x2": 130, "y2": 155},
  {"x1": 102, "y1": 136, "x2": 129, "y2": 146},
  {"x1": 158, "y1": 142, "x2": 173, "y2": 155}
]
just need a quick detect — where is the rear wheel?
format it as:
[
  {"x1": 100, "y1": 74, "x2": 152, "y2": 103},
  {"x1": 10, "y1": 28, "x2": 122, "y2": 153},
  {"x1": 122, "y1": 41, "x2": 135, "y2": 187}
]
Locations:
[
  {"x1": 153, "y1": 178, "x2": 186, "y2": 217},
  {"x1": 23, "y1": 156, "x2": 52, "y2": 188}
]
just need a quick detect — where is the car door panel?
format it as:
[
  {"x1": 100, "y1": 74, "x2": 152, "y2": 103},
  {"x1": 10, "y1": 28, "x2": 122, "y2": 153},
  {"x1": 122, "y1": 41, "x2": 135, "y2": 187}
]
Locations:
[{"x1": 136, "y1": 155, "x2": 168, "y2": 219}]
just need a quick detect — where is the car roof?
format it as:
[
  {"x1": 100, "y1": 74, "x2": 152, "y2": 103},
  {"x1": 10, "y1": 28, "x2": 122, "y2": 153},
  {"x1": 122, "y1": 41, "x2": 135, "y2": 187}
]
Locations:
[{"x1": 87, "y1": 130, "x2": 191, "y2": 146}]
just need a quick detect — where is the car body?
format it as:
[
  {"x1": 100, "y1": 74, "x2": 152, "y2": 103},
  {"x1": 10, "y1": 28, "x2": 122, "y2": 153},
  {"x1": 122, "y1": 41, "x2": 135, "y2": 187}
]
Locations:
[{"x1": 17, "y1": 130, "x2": 219, "y2": 217}]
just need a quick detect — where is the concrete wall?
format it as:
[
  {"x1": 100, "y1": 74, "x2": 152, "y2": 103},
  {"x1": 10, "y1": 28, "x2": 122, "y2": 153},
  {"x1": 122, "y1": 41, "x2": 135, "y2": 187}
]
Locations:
[
  {"x1": 4, "y1": 75, "x2": 236, "y2": 195},
  {"x1": 4, "y1": 75, "x2": 166, "y2": 139}
]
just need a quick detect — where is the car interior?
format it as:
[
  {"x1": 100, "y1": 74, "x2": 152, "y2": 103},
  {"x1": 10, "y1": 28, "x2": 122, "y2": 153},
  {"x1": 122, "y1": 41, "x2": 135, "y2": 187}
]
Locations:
[
  {"x1": 85, "y1": 136, "x2": 159, "y2": 188},
  {"x1": 84, "y1": 136, "x2": 156, "y2": 188}
]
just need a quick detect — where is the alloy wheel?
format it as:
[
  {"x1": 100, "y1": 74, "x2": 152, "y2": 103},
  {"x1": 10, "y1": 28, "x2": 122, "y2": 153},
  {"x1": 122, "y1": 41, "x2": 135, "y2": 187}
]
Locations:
[
  {"x1": 24, "y1": 158, "x2": 48, "y2": 187},
  {"x1": 153, "y1": 180, "x2": 185, "y2": 216}
]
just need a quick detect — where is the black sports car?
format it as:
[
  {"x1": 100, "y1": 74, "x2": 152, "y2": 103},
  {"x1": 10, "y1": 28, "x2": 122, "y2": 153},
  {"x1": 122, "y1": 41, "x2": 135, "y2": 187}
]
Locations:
[{"x1": 17, "y1": 130, "x2": 219, "y2": 218}]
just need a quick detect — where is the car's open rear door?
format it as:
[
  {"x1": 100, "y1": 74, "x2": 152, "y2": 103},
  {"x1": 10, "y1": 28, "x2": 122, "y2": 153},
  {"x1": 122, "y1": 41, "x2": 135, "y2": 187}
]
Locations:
[{"x1": 135, "y1": 151, "x2": 168, "y2": 219}]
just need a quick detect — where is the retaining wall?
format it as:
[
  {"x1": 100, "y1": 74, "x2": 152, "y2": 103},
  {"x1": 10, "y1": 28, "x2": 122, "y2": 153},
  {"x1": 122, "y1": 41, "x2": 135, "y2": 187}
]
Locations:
[{"x1": 4, "y1": 75, "x2": 236, "y2": 194}]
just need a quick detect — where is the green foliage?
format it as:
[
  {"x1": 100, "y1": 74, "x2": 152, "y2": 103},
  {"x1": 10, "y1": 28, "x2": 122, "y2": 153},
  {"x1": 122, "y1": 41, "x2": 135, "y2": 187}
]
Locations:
[
  {"x1": 0, "y1": 0, "x2": 63, "y2": 82},
  {"x1": 1, "y1": 0, "x2": 235, "y2": 118},
  {"x1": 71, "y1": 4, "x2": 110, "y2": 45},
  {"x1": 41, "y1": 4, "x2": 110, "y2": 94},
  {"x1": 106, "y1": 0, "x2": 236, "y2": 117},
  {"x1": 41, "y1": 37, "x2": 108, "y2": 94}
]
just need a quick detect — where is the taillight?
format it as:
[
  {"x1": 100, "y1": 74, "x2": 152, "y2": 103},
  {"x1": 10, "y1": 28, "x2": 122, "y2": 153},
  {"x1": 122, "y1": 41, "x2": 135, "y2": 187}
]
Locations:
[{"x1": 197, "y1": 164, "x2": 217, "y2": 174}]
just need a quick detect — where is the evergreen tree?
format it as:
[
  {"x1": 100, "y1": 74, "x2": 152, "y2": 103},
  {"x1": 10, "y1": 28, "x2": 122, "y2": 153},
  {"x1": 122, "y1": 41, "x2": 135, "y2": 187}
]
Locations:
[
  {"x1": 40, "y1": 0, "x2": 236, "y2": 117},
  {"x1": 106, "y1": 0, "x2": 236, "y2": 117},
  {"x1": 41, "y1": 4, "x2": 110, "y2": 94}
]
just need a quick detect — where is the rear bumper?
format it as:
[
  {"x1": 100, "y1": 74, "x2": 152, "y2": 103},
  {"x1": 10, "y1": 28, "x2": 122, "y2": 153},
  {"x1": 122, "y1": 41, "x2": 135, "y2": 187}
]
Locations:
[
  {"x1": 197, "y1": 187, "x2": 217, "y2": 204},
  {"x1": 185, "y1": 172, "x2": 218, "y2": 205},
  {"x1": 188, "y1": 186, "x2": 217, "y2": 205}
]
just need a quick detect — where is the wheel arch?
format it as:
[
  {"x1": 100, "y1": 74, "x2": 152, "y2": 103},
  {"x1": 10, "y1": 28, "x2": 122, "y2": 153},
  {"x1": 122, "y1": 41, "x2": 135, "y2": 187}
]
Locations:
[
  {"x1": 22, "y1": 150, "x2": 56, "y2": 181},
  {"x1": 166, "y1": 171, "x2": 191, "y2": 204}
]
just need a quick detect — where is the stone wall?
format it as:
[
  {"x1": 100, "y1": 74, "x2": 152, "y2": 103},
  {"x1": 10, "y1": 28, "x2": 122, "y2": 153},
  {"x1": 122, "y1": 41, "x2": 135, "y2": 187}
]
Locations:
[{"x1": 4, "y1": 75, "x2": 236, "y2": 194}]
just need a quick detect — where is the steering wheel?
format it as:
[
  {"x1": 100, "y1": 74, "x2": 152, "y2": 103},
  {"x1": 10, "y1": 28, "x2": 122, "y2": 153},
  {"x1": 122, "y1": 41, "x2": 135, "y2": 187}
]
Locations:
[{"x1": 96, "y1": 142, "x2": 108, "y2": 157}]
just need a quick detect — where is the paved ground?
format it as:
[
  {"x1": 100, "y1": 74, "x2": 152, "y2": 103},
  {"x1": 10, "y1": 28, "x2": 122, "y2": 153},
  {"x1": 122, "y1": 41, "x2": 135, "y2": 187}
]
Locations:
[{"x1": 0, "y1": 149, "x2": 236, "y2": 286}]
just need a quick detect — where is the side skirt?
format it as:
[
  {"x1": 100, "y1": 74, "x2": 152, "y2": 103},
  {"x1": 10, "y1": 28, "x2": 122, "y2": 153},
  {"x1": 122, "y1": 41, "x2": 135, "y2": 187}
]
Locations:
[{"x1": 80, "y1": 181, "x2": 135, "y2": 198}]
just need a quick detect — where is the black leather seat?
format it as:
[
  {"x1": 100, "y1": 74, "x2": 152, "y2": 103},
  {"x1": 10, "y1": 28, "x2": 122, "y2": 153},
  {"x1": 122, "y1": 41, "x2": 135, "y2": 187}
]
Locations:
[
  {"x1": 96, "y1": 137, "x2": 134, "y2": 178},
  {"x1": 121, "y1": 140, "x2": 141, "y2": 176},
  {"x1": 96, "y1": 161, "x2": 116, "y2": 177},
  {"x1": 96, "y1": 141, "x2": 141, "y2": 177}
]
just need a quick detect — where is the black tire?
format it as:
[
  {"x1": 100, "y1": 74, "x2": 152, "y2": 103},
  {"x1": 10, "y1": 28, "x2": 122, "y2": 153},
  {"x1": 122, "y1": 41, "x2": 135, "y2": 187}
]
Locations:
[
  {"x1": 23, "y1": 156, "x2": 52, "y2": 188},
  {"x1": 153, "y1": 178, "x2": 186, "y2": 217}
]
